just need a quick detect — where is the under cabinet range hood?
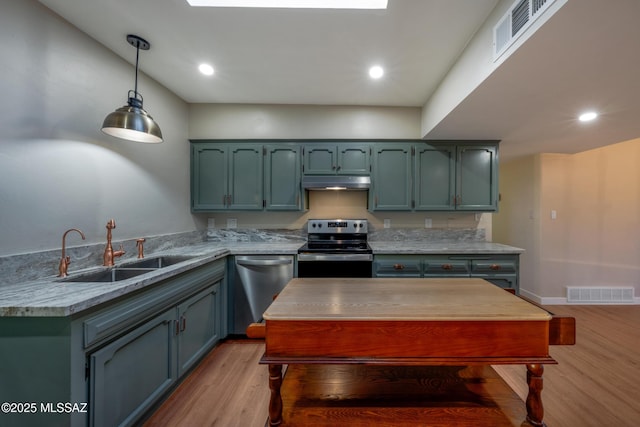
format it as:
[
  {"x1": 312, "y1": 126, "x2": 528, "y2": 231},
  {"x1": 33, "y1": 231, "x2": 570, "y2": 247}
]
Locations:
[{"x1": 302, "y1": 175, "x2": 371, "y2": 190}]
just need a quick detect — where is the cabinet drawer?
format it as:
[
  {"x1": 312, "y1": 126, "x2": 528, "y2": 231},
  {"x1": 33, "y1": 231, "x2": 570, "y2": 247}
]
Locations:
[
  {"x1": 471, "y1": 259, "x2": 517, "y2": 275},
  {"x1": 423, "y1": 258, "x2": 469, "y2": 276},
  {"x1": 373, "y1": 257, "x2": 421, "y2": 277}
]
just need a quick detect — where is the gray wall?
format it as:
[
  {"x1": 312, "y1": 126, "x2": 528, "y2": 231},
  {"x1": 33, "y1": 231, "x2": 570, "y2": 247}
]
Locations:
[{"x1": 0, "y1": 1, "x2": 195, "y2": 256}]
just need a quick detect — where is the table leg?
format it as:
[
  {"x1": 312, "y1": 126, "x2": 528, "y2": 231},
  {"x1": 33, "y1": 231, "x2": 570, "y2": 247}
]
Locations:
[
  {"x1": 268, "y1": 364, "x2": 283, "y2": 426},
  {"x1": 525, "y1": 364, "x2": 546, "y2": 427}
]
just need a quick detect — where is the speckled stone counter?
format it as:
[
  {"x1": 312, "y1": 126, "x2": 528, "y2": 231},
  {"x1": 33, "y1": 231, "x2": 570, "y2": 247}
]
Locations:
[
  {"x1": 0, "y1": 226, "x2": 523, "y2": 318},
  {"x1": 370, "y1": 241, "x2": 524, "y2": 254},
  {"x1": 0, "y1": 241, "x2": 304, "y2": 318}
]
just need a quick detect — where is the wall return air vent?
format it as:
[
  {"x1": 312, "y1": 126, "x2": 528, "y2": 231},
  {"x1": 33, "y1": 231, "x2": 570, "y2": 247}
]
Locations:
[
  {"x1": 567, "y1": 287, "x2": 635, "y2": 304},
  {"x1": 493, "y1": 0, "x2": 557, "y2": 60}
]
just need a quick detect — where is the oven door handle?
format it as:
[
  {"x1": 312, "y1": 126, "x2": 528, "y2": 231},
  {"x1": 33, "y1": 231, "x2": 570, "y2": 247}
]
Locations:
[
  {"x1": 236, "y1": 259, "x2": 293, "y2": 267},
  {"x1": 297, "y1": 253, "x2": 373, "y2": 262}
]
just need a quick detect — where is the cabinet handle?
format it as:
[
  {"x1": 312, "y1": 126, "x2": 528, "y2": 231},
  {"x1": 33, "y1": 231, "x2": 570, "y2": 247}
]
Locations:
[
  {"x1": 174, "y1": 320, "x2": 180, "y2": 336},
  {"x1": 441, "y1": 263, "x2": 453, "y2": 270},
  {"x1": 337, "y1": 165, "x2": 341, "y2": 171},
  {"x1": 490, "y1": 264, "x2": 501, "y2": 271},
  {"x1": 180, "y1": 316, "x2": 187, "y2": 332},
  {"x1": 393, "y1": 264, "x2": 405, "y2": 270}
]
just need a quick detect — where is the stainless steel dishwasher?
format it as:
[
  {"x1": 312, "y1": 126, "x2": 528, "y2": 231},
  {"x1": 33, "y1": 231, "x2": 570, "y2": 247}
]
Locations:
[{"x1": 232, "y1": 255, "x2": 294, "y2": 334}]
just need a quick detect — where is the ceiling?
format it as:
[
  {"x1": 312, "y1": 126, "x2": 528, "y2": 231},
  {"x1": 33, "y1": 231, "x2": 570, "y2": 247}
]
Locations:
[{"x1": 39, "y1": 0, "x2": 640, "y2": 161}]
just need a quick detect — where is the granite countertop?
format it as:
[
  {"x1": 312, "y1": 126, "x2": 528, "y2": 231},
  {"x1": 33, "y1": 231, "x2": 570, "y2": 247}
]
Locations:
[
  {"x1": 0, "y1": 240, "x2": 522, "y2": 318},
  {"x1": 370, "y1": 241, "x2": 524, "y2": 254}
]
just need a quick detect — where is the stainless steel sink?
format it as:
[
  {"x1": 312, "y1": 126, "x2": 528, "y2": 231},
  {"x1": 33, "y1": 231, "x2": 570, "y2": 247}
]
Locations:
[
  {"x1": 63, "y1": 268, "x2": 155, "y2": 282},
  {"x1": 119, "y1": 255, "x2": 194, "y2": 269},
  {"x1": 61, "y1": 255, "x2": 195, "y2": 282}
]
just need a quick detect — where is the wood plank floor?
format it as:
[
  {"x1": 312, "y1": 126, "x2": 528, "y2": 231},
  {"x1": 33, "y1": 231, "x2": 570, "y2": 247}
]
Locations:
[{"x1": 143, "y1": 305, "x2": 640, "y2": 427}]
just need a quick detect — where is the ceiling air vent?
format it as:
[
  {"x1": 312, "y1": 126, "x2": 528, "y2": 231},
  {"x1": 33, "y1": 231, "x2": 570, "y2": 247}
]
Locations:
[{"x1": 493, "y1": 0, "x2": 556, "y2": 60}]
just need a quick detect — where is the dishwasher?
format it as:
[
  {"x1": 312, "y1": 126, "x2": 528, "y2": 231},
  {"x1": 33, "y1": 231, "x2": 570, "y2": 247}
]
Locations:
[{"x1": 232, "y1": 255, "x2": 294, "y2": 334}]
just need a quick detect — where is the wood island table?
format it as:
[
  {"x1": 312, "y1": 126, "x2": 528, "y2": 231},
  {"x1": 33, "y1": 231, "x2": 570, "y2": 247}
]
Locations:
[{"x1": 260, "y1": 278, "x2": 575, "y2": 427}]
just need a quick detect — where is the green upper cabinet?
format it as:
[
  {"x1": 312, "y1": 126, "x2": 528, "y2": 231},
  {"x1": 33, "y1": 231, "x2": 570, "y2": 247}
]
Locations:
[
  {"x1": 370, "y1": 144, "x2": 413, "y2": 210},
  {"x1": 455, "y1": 144, "x2": 498, "y2": 211},
  {"x1": 303, "y1": 143, "x2": 370, "y2": 175},
  {"x1": 414, "y1": 144, "x2": 456, "y2": 210},
  {"x1": 191, "y1": 142, "x2": 263, "y2": 211},
  {"x1": 191, "y1": 144, "x2": 228, "y2": 211},
  {"x1": 414, "y1": 142, "x2": 498, "y2": 212},
  {"x1": 264, "y1": 144, "x2": 302, "y2": 210}
]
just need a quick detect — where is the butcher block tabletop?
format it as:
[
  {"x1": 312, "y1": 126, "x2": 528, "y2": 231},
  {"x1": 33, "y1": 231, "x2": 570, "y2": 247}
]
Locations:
[{"x1": 263, "y1": 278, "x2": 551, "y2": 321}]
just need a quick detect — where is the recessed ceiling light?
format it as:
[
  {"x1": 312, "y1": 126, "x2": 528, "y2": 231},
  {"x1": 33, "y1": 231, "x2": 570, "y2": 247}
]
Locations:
[
  {"x1": 186, "y1": 0, "x2": 388, "y2": 9},
  {"x1": 198, "y1": 63, "x2": 214, "y2": 76},
  {"x1": 369, "y1": 65, "x2": 384, "y2": 79},
  {"x1": 578, "y1": 111, "x2": 598, "y2": 122}
]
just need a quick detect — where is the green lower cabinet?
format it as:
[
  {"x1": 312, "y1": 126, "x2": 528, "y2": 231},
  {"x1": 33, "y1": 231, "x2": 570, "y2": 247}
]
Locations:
[
  {"x1": 373, "y1": 254, "x2": 519, "y2": 293},
  {"x1": 0, "y1": 259, "x2": 226, "y2": 427},
  {"x1": 90, "y1": 308, "x2": 177, "y2": 427},
  {"x1": 177, "y1": 285, "x2": 220, "y2": 376},
  {"x1": 90, "y1": 283, "x2": 220, "y2": 427}
]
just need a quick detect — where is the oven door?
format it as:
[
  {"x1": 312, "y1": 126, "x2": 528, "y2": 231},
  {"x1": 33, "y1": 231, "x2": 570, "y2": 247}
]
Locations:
[{"x1": 297, "y1": 253, "x2": 373, "y2": 278}]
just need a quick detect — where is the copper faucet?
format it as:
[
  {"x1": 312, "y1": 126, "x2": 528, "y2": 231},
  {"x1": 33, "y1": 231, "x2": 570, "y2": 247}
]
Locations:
[
  {"x1": 136, "y1": 238, "x2": 146, "y2": 259},
  {"x1": 58, "y1": 228, "x2": 86, "y2": 277},
  {"x1": 103, "y1": 219, "x2": 125, "y2": 266}
]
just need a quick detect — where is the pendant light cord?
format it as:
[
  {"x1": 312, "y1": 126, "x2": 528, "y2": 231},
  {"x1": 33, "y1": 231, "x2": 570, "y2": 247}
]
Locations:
[{"x1": 134, "y1": 41, "x2": 140, "y2": 99}]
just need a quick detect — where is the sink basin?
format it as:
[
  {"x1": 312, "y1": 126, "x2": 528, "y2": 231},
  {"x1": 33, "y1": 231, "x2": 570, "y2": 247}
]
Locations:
[
  {"x1": 63, "y1": 268, "x2": 155, "y2": 283},
  {"x1": 61, "y1": 255, "x2": 195, "y2": 282},
  {"x1": 119, "y1": 255, "x2": 194, "y2": 269}
]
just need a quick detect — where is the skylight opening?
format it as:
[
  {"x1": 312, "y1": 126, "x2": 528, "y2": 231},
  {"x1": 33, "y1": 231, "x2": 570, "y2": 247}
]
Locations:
[{"x1": 186, "y1": 0, "x2": 388, "y2": 9}]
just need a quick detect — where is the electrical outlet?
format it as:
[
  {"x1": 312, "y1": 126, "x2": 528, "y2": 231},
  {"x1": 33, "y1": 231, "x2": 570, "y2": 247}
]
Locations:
[
  {"x1": 383, "y1": 219, "x2": 391, "y2": 229},
  {"x1": 551, "y1": 210, "x2": 557, "y2": 220},
  {"x1": 207, "y1": 218, "x2": 215, "y2": 228},
  {"x1": 227, "y1": 218, "x2": 237, "y2": 229},
  {"x1": 424, "y1": 218, "x2": 432, "y2": 228}
]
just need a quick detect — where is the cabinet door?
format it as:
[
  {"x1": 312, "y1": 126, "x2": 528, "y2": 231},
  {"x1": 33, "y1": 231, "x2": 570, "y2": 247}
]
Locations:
[
  {"x1": 371, "y1": 144, "x2": 412, "y2": 210},
  {"x1": 414, "y1": 144, "x2": 456, "y2": 210},
  {"x1": 90, "y1": 308, "x2": 177, "y2": 427},
  {"x1": 303, "y1": 144, "x2": 337, "y2": 174},
  {"x1": 192, "y1": 144, "x2": 228, "y2": 211},
  {"x1": 337, "y1": 144, "x2": 370, "y2": 175},
  {"x1": 265, "y1": 145, "x2": 302, "y2": 210},
  {"x1": 228, "y1": 145, "x2": 263, "y2": 210},
  {"x1": 455, "y1": 145, "x2": 498, "y2": 211},
  {"x1": 177, "y1": 283, "x2": 220, "y2": 376}
]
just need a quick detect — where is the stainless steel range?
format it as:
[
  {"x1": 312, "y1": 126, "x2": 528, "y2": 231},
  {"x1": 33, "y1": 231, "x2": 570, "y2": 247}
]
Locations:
[{"x1": 297, "y1": 219, "x2": 373, "y2": 278}]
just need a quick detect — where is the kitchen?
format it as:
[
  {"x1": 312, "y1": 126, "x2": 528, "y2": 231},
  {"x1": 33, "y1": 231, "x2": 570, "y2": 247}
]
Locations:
[{"x1": 1, "y1": 1, "x2": 639, "y2": 426}]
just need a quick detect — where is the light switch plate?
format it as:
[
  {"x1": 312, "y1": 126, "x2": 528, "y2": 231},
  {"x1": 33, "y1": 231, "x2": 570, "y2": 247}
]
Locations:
[
  {"x1": 227, "y1": 218, "x2": 237, "y2": 229},
  {"x1": 383, "y1": 219, "x2": 391, "y2": 229},
  {"x1": 424, "y1": 218, "x2": 432, "y2": 228},
  {"x1": 207, "y1": 218, "x2": 215, "y2": 228}
]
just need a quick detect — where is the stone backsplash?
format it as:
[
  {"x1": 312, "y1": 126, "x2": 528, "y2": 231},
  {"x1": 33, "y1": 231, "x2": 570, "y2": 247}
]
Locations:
[{"x1": 1, "y1": 227, "x2": 485, "y2": 286}]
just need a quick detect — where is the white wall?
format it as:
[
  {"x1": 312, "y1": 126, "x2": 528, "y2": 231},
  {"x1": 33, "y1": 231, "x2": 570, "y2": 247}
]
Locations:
[
  {"x1": 0, "y1": 1, "x2": 195, "y2": 256},
  {"x1": 494, "y1": 139, "x2": 640, "y2": 302}
]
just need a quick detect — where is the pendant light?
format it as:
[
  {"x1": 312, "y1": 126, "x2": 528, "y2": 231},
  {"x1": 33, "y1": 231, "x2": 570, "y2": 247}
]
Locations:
[{"x1": 101, "y1": 34, "x2": 163, "y2": 143}]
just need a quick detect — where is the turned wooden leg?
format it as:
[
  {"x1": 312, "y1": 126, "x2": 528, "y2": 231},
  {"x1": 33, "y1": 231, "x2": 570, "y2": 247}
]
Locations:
[
  {"x1": 525, "y1": 364, "x2": 546, "y2": 427},
  {"x1": 268, "y1": 364, "x2": 283, "y2": 426}
]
